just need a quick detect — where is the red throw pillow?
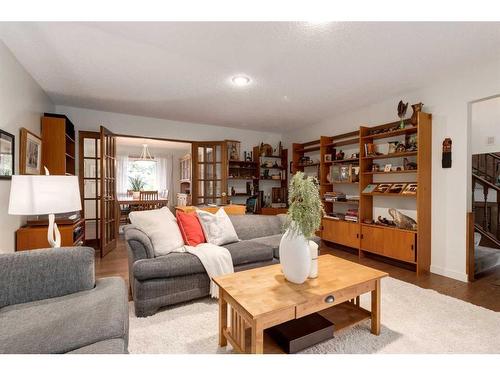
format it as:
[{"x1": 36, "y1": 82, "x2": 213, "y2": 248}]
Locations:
[{"x1": 176, "y1": 211, "x2": 206, "y2": 246}]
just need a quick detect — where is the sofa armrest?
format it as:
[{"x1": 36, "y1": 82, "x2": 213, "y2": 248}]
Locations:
[
  {"x1": 124, "y1": 225, "x2": 155, "y2": 262},
  {"x1": 0, "y1": 247, "x2": 95, "y2": 308}
]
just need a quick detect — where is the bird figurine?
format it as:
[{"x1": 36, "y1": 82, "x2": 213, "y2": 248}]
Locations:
[
  {"x1": 397, "y1": 100, "x2": 408, "y2": 129},
  {"x1": 388, "y1": 208, "x2": 417, "y2": 230},
  {"x1": 410, "y1": 102, "x2": 423, "y2": 126}
]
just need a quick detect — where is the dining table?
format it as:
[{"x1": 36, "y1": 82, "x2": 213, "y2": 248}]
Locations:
[{"x1": 116, "y1": 194, "x2": 169, "y2": 209}]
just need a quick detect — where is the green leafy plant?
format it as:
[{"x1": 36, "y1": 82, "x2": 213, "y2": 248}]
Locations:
[
  {"x1": 285, "y1": 171, "x2": 324, "y2": 239},
  {"x1": 129, "y1": 176, "x2": 145, "y2": 192}
]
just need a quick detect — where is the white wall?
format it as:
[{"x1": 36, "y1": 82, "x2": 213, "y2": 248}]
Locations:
[
  {"x1": 0, "y1": 41, "x2": 54, "y2": 252},
  {"x1": 284, "y1": 58, "x2": 500, "y2": 282},
  {"x1": 55, "y1": 105, "x2": 281, "y2": 154},
  {"x1": 471, "y1": 96, "x2": 500, "y2": 155},
  {"x1": 55, "y1": 105, "x2": 284, "y2": 202}
]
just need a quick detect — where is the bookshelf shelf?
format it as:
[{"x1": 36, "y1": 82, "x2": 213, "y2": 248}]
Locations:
[
  {"x1": 361, "y1": 192, "x2": 416, "y2": 197},
  {"x1": 329, "y1": 158, "x2": 359, "y2": 164},
  {"x1": 363, "y1": 170, "x2": 417, "y2": 175},
  {"x1": 361, "y1": 123, "x2": 417, "y2": 140},
  {"x1": 362, "y1": 151, "x2": 417, "y2": 160}
]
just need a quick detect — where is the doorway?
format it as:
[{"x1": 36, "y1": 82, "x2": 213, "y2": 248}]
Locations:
[
  {"x1": 79, "y1": 130, "x2": 192, "y2": 256},
  {"x1": 468, "y1": 95, "x2": 500, "y2": 280}
]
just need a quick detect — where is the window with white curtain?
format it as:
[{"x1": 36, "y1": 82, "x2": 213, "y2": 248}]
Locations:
[{"x1": 127, "y1": 159, "x2": 158, "y2": 190}]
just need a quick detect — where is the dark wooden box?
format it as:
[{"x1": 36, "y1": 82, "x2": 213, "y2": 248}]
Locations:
[{"x1": 267, "y1": 313, "x2": 334, "y2": 353}]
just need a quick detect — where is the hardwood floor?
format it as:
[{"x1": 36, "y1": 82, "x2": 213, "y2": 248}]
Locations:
[
  {"x1": 94, "y1": 237, "x2": 131, "y2": 298},
  {"x1": 94, "y1": 237, "x2": 500, "y2": 312}
]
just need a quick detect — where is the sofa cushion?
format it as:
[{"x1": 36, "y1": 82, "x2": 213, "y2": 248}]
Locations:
[
  {"x1": 0, "y1": 247, "x2": 95, "y2": 309},
  {"x1": 251, "y1": 234, "x2": 322, "y2": 259},
  {"x1": 129, "y1": 207, "x2": 185, "y2": 257},
  {"x1": 0, "y1": 277, "x2": 128, "y2": 354},
  {"x1": 176, "y1": 211, "x2": 206, "y2": 246},
  {"x1": 133, "y1": 253, "x2": 206, "y2": 280},
  {"x1": 250, "y1": 234, "x2": 283, "y2": 259},
  {"x1": 229, "y1": 214, "x2": 285, "y2": 240},
  {"x1": 224, "y1": 240, "x2": 274, "y2": 266},
  {"x1": 134, "y1": 240, "x2": 275, "y2": 279},
  {"x1": 197, "y1": 208, "x2": 239, "y2": 246}
]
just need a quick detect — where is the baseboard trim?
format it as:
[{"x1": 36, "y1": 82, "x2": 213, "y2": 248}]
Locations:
[{"x1": 430, "y1": 265, "x2": 468, "y2": 282}]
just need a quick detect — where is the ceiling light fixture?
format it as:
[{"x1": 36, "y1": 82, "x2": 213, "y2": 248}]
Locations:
[
  {"x1": 231, "y1": 74, "x2": 251, "y2": 87},
  {"x1": 138, "y1": 144, "x2": 154, "y2": 162}
]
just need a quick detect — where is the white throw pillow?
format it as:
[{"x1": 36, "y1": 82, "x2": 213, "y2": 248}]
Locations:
[
  {"x1": 196, "y1": 208, "x2": 239, "y2": 246},
  {"x1": 129, "y1": 207, "x2": 185, "y2": 256}
]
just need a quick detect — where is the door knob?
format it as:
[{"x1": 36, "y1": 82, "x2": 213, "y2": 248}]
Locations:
[{"x1": 324, "y1": 295, "x2": 335, "y2": 304}]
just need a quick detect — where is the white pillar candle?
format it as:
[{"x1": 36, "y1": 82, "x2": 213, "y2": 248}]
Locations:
[{"x1": 309, "y1": 241, "x2": 319, "y2": 278}]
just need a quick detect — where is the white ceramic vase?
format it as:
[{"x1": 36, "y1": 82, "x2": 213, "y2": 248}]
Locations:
[
  {"x1": 279, "y1": 228, "x2": 311, "y2": 284},
  {"x1": 133, "y1": 191, "x2": 140, "y2": 199}
]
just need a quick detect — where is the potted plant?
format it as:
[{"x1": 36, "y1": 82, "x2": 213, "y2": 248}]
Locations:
[
  {"x1": 129, "y1": 176, "x2": 145, "y2": 199},
  {"x1": 280, "y1": 172, "x2": 324, "y2": 284}
]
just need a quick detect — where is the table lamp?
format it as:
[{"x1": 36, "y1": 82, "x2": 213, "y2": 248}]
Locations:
[{"x1": 8, "y1": 173, "x2": 82, "y2": 248}]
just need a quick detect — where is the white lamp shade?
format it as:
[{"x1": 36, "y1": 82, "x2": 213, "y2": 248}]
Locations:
[{"x1": 8, "y1": 175, "x2": 82, "y2": 215}]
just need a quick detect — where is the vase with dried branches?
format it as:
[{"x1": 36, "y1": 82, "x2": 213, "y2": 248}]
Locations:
[{"x1": 280, "y1": 172, "x2": 324, "y2": 283}]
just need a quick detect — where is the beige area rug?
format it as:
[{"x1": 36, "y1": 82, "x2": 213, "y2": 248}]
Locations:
[{"x1": 128, "y1": 277, "x2": 500, "y2": 354}]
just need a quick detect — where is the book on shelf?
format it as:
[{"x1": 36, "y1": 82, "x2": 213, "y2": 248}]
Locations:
[
  {"x1": 329, "y1": 212, "x2": 345, "y2": 220},
  {"x1": 344, "y1": 208, "x2": 358, "y2": 222},
  {"x1": 323, "y1": 191, "x2": 346, "y2": 201},
  {"x1": 402, "y1": 183, "x2": 418, "y2": 195},
  {"x1": 388, "y1": 183, "x2": 406, "y2": 194},
  {"x1": 346, "y1": 208, "x2": 358, "y2": 216},
  {"x1": 374, "y1": 183, "x2": 392, "y2": 193}
]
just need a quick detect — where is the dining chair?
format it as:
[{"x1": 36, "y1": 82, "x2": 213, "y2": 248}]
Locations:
[
  {"x1": 139, "y1": 190, "x2": 159, "y2": 210},
  {"x1": 140, "y1": 190, "x2": 158, "y2": 200}
]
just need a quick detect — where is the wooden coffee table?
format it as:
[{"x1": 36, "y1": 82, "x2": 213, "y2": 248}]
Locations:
[{"x1": 213, "y1": 254, "x2": 388, "y2": 354}]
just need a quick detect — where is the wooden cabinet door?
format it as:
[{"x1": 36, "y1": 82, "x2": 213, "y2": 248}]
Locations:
[
  {"x1": 322, "y1": 219, "x2": 360, "y2": 248},
  {"x1": 361, "y1": 225, "x2": 416, "y2": 263},
  {"x1": 382, "y1": 229, "x2": 416, "y2": 263}
]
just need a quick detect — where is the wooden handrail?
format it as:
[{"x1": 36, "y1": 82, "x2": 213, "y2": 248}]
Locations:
[
  {"x1": 487, "y1": 152, "x2": 500, "y2": 161},
  {"x1": 472, "y1": 172, "x2": 500, "y2": 192},
  {"x1": 474, "y1": 224, "x2": 500, "y2": 249}
]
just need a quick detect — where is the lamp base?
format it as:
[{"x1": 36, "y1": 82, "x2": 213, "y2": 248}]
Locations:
[{"x1": 48, "y1": 213, "x2": 61, "y2": 248}]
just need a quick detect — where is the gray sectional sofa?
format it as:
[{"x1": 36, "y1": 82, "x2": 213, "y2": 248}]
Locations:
[
  {"x1": 0, "y1": 247, "x2": 129, "y2": 354},
  {"x1": 125, "y1": 214, "x2": 320, "y2": 317}
]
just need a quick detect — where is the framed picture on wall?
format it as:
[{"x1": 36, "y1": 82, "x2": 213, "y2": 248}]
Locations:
[
  {"x1": 0, "y1": 129, "x2": 15, "y2": 179},
  {"x1": 20, "y1": 128, "x2": 42, "y2": 175}
]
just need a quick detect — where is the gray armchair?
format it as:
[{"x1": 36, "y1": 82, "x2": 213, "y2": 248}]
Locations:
[{"x1": 0, "y1": 247, "x2": 129, "y2": 354}]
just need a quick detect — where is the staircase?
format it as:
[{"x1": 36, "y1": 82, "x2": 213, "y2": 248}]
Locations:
[{"x1": 472, "y1": 153, "x2": 500, "y2": 249}]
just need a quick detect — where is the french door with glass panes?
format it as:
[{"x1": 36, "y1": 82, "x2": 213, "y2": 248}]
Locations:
[
  {"x1": 100, "y1": 126, "x2": 117, "y2": 257},
  {"x1": 79, "y1": 131, "x2": 101, "y2": 250},
  {"x1": 191, "y1": 142, "x2": 228, "y2": 205}
]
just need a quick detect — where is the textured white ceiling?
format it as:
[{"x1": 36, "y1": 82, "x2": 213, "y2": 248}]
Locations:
[{"x1": 1, "y1": 22, "x2": 500, "y2": 132}]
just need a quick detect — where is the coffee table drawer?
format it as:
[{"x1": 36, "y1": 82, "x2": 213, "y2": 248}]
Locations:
[{"x1": 296, "y1": 280, "x2": 376, "y2": 318}]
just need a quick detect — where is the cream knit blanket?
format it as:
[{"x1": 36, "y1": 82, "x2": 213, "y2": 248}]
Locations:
[{"x1": 184, "y1": 243, "x2": 234, "y2": 298}]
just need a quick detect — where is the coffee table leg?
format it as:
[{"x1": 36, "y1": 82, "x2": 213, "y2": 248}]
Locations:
[
  {"x1": 251, "y1": 321, "x2": 264, "y2": 354},
  {"x1": 371, "y1": 279, "x2": 381, "y2": 335},
  {"x1": 219, "y1": 290, "x2": 228, "y2": 347}
]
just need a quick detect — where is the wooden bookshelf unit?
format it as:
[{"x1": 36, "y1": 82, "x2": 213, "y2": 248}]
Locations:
[
  {"x1": 319, "y1": 131, "x2": 361, "y2": 250},
  {"x1": 41, "y1": 113, "x2": 76, "y2": 175},
  {"x1": 311, "y1": 112, "x2": 432, "y2": 275}
]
